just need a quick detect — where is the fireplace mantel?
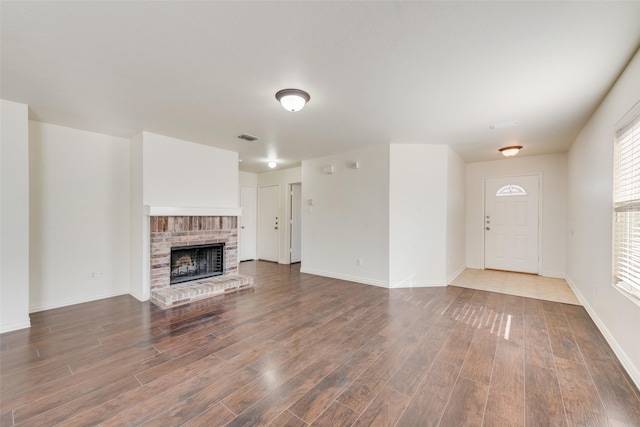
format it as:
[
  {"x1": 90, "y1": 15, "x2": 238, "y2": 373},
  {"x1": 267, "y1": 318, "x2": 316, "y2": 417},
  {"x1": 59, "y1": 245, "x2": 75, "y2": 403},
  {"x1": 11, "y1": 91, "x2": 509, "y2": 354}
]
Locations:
[{"x1": 144, "y1": 206, "x2": 242, "y2": 217}]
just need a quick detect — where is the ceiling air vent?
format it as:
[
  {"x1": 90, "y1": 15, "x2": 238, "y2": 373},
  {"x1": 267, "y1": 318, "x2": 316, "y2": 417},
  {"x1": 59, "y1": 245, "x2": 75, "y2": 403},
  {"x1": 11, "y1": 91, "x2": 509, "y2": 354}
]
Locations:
[
  {"x1": 490, "y1": 121, "x2": 519, "y2": 130},
  {"x1": 238, "y1": 133, "x2": 260, "y2": 142}
]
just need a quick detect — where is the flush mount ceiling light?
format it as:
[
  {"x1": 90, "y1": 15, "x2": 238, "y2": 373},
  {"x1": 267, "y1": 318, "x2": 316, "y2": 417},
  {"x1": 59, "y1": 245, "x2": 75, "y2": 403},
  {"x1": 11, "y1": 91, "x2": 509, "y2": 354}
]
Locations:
[
  {"x1": 267, "y1": 161, "x2": 277, "y2": 168},
  {"x1": 498, "y1": 145, "x2": 523, "y2": 157},
  {"x1": 275, "y1": 88, "x2": 310, "y2": 112}
]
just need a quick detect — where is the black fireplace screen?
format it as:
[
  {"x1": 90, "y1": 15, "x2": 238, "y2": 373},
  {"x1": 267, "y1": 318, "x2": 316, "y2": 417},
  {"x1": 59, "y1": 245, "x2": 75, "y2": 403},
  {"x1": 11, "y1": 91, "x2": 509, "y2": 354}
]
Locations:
[{"x1": 170, "y1": 243, "x2": 224, "y2": 285}]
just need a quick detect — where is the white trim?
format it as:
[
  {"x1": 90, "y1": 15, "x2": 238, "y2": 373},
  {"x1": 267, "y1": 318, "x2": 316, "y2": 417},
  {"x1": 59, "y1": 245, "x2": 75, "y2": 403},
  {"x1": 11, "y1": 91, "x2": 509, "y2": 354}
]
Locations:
[
  {"x1": 565, "y1": 275, "x2": 640, "y2": 391},
  {"x1": 257, "y1": 185, "x2": 281, "y2": 263},
  {"x1": 299, "y1": 268, "x2": 458, "y2": 289},
  {"x1": 29, "y1": 289, "x2": 129, "y2": 313},
  {"x1": 447, "y1": 265, "x2": 467, "y2": 285},
  {"x1": 541, "y1": 271, "x2": 566, "y2": 279},
  {"x1": 300, "y1": 267, "x2": 389, "y2": 288},
  {"x1": 0, "y1": 318, "x2": 31, "y2": 334},
  {"x1": 144, "y1": 206, "x2": 242, "y2": 217},
  {"x1": 285, "y1": 183, "x2": 292, "y2": 264},
  {"x1": 129, "y1": 287, "x2": 149, "y2": 302},
  {"x1": 239, "y1": 185, "x2": 258, "y2": 262},
  {"x1": 393, "y1": 281, "x2": 447, "y2": 288},
  {"x1": 389, "y1": 274, "x2": 416, "y2": 288},
  {"x1": 483, "y1": 173, "x2": 543, "y2": 274},
  {"x1": 612, "y1": 283, "x2": 640, "y2": 309},
  {"x1": 287, "y1": 182, "x2": 303, "y2": 265}
]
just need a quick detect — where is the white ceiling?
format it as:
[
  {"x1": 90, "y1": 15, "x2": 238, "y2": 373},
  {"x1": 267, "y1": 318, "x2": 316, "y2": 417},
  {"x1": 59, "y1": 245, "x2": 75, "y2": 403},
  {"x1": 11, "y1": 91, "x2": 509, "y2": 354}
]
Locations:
[{"x1": 2, "y1": 1, "x2": 639, "y2": 173}]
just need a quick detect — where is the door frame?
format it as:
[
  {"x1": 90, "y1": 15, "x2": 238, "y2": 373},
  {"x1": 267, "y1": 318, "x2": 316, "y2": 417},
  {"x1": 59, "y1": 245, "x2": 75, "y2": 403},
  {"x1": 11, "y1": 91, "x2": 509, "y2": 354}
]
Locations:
[
  {"x1": 482, "y1": 173, "x2": 543, "y2": 274},
  {"x1": 288, "y1": 182, "x2": 302, "y2": 264},
  {"x1": 257, "y1": 184, "x2": 280, "y2": 262},
  {"x1": 239, "y1": 185, "x2": 257, "y2": 261}
]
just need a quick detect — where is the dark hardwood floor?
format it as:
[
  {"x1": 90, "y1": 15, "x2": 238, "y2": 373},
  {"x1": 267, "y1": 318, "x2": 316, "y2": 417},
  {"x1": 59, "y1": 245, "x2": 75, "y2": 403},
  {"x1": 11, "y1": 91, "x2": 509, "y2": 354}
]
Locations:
[{"x1": 1, "y1": 261, "x2": 640, "y2": 426}]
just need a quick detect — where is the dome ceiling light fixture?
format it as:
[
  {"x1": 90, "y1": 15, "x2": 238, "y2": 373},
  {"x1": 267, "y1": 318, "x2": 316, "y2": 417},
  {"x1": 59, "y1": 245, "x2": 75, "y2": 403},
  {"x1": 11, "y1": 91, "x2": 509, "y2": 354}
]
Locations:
[
  {"x1": 267, "y1": 161, "x2": 277, "y2": 169},
  {"x1": 275, "y1": 88, "x2": 310, "y2": 112},
  {"x1": 498, "y1": 145, "x2": 523, "y2": 157}
]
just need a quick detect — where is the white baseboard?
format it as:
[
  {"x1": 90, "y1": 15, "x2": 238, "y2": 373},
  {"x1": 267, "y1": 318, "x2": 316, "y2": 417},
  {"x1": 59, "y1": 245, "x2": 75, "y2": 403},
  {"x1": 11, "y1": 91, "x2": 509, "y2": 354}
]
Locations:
[
  {"x1": 129, "y1": 287, "x2": 150, "y2": 302},
  {"x1": 396, "y1": 281, "x2": 446, "y2": 288},
  {"x1": 387, "y1": 265, "x2": 465, "y2": 288},
  {"x1": 390, "y1": 277, "x2": 446, "y2": 288},
  {"x1": 299, "y1": 268, "x2": 453, "y2": 289},
  {"x1": 29, "y1": 289, "x2": 129, "y2": 313},
  {"x1": 299, "y1": 268, "x2": 389, "y2": 288},
  {"x1": 0, "y1": 318, "x2": 31, "y2": 334},
  {"x1": 565, "y1": 275, "x2": 640, "y2": 391},
  {"x1": 447, "y1": 265, "x2": 466, "y2": 285},
  {"x1": 541, "y1": 271, "x2": 567, "y2": 279}
]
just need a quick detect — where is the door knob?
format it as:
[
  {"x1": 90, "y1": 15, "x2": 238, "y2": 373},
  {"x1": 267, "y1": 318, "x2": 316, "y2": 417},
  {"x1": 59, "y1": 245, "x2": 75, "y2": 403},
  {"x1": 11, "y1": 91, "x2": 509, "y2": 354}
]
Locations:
[
  {"x1": 275, "y1": 227, "x2": 278, "y2": 230},
  {"x1": 485, "y1": 227, "x2": 490, "y2": 231},
  {"x1": 241, "y1": 226, "x2": 245, "y2": 229}
]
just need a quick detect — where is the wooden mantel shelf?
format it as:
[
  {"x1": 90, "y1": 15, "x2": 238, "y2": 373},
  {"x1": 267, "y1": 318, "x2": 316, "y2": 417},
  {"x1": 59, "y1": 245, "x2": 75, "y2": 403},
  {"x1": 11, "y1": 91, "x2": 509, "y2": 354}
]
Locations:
[{"x1": 144, "y1": 206, "x2": 242, "y2": 217}]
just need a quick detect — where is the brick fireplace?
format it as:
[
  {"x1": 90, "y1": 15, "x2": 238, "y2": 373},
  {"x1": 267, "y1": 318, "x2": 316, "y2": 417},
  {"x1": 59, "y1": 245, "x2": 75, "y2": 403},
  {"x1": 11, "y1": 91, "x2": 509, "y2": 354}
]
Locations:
[{"x1": 148, "y1": 214, "x2": 253, "y2": 307}]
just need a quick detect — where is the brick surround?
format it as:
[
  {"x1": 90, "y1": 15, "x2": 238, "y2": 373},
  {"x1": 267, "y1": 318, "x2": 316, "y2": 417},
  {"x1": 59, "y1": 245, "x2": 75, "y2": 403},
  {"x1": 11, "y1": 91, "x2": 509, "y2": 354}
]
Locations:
[{"x1": 149, "y1": 215, "x2": 253, "y2": 307}]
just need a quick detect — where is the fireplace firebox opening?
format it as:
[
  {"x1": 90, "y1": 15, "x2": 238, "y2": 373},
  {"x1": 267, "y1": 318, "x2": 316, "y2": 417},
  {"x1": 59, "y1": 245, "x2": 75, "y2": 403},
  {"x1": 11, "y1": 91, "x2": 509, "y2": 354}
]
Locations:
[{"x1": 170, "y1": 243, "x2": 224, "y2": 285}]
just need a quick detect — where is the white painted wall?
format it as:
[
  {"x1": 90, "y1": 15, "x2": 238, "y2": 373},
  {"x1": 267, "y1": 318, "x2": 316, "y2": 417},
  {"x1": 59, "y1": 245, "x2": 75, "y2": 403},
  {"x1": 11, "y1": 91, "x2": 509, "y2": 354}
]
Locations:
[
  {"x1": 0, "y1": 100, "x2": 31, "y2": 332},
  {"x1": 239, "y1": 171, "x2": 258, "y2": 187},
  {"x1": 128, "y1": 131, "x2": 240, "y2": 300},
  {"x1": 446, "y1": 147, "x2": 467, "y2": 282},
  {"x1": 142, "y1": 132, "x2": 238, "y2": 208},
  {"x1": 257, "y1": 167, "x2": 302, "y2": 264},
  {"x1": 388, "y1": 145, "x2": 466, "y2": 287},
  {"x1": 129, "y1": 133, "x2": 146, "y2": 300},
  {"x1": 29, "y1": 121, "x2": 130, "y2": 311},
  {"x1": 389, "y1": 145, "x2": 448, "y2": 286},
  {"x1": 466, "y1": 153, "x2": 567, "y2": 278},
  {"x1": 567, "y1": 48, "x2": 640, "y2": 388},
  {"x1": 301, "y1": 146, "x2": 390, "y2": 286}
]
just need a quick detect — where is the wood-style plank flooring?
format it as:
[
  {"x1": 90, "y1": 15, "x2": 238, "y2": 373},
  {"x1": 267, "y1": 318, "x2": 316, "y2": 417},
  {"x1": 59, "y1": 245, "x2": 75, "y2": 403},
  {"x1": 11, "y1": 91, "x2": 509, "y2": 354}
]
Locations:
[{"x1": 1, "y1": 261, "x2": 639, "y2": 426}]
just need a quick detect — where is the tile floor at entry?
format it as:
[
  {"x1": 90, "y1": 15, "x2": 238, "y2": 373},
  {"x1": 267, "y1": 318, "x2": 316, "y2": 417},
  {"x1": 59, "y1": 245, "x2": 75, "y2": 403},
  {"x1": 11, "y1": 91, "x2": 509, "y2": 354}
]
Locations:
[{"x1": 451, "y1": 268, "x2": 581, "y2": 305}]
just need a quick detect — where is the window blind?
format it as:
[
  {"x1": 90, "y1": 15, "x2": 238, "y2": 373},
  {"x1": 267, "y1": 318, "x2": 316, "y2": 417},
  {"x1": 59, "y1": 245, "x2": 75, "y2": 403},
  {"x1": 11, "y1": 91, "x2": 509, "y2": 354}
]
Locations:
[{"x1": 613, "y1": 103, "x2": 640, "y2": 302}]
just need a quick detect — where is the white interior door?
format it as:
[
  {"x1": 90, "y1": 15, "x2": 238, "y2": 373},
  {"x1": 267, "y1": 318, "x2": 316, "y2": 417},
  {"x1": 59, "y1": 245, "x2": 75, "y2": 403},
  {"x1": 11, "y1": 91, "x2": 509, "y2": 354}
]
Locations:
[
  {"x1": 239, "y1": 185, "x2": 256, "y2": 261},
  {"x1": 258, "y1": 185, "x2": 279, "y2": 262},
  {"x1": 290, "y1": 183, "x2": 302, "y2": 263},
  {"x1": 484, "y1": 175, "x2": 539, "y2": 274}
]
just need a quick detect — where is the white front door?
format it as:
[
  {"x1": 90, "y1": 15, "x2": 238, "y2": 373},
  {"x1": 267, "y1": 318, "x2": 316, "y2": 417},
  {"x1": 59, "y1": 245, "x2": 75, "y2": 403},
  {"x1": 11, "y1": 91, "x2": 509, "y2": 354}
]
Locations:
[
  {"x1": 239, "y1": 185, "x2": 256, "y2": 261},
  {"x1": 290, "y1": 183, "x2": 302, "y2": 263},
  {"x1": 258, "y1": 185, "x2": 279, "y2": 262},
  {"x1": 484, "y1": 175, "x2": 539, "y2": 274}
]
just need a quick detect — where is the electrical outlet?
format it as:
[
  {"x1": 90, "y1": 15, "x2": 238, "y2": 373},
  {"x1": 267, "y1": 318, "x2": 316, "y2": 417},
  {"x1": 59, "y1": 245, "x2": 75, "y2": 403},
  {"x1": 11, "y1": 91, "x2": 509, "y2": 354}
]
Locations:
[
  {"x1": 356, "y1": 258, "x2": 363, "y2": 266},
  {"x1": 91, "y1": 272, "x2": 105, "y2": 280}
]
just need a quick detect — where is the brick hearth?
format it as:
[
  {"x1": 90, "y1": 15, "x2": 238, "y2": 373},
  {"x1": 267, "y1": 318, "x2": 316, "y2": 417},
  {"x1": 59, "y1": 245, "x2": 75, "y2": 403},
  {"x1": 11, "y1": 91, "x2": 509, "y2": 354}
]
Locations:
[{"x1": 149, "y1": 215, "x2": 253, "y2": 307}]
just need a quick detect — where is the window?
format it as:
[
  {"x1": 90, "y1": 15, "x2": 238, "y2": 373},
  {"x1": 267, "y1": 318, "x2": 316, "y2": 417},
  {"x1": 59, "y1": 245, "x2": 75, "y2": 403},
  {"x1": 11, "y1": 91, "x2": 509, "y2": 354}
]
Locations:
[
  {"x1": 613, "y1": 101, "x2": 640, "y2": 305},
  {"x1": 496, "y1": 184, "x2": 527, "y2": 197}
]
